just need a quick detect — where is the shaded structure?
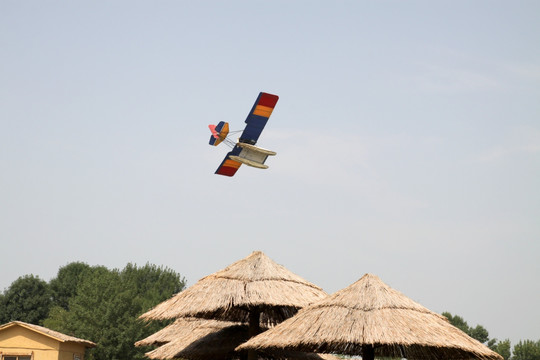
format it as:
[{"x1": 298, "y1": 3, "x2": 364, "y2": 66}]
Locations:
[
  {"x1": 135, "y1": 318, "x2": 239, "y2": 347},
  {"x1": 239, "y1": 274, "x2": 503, "y2": 360},
  {"x1": 138, "y1": 318, "x2": 337, "y2": 360},
  {"x1": 139, "y1": 251, "x2": 328, "y2": 360},
  {"x1": 142, "y1": 319, "x2": 248, "y2": 360}
]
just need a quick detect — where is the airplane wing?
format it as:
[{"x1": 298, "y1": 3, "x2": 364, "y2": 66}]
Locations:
[
  {"x1": 215, "y1": 146, "x2": 243, "y2": 177},
  {"x1": 238, "y1": 92, "x2": 279, "y2": 145}
]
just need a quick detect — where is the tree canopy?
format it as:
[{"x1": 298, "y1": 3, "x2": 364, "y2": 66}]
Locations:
[
  {"x1": 1, "y1": 262, "x2": 185, "y2": 360},
  {"x1": 49, "y1": 262, "x2": 93, "y2": 310},
  {"x1": 442, "y1": 312, "x2": 490, "y2": 344},
  {"x1": 512, "y1": 340, "x2": 540, "y2": 360},
  {"x1": 443, "y1": 312, "x2": 540, "y2": 360},
  {"x1": 0, "y1": 274, "x2": 52, "y2": 324},
  {"x1": 44, "y1": 263, "x2": 186, "y2": 360}
]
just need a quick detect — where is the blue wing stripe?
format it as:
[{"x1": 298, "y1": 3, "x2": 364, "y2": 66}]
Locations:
[{"x1": 239, "y1": 92, "x2": 279, "y2": 145}]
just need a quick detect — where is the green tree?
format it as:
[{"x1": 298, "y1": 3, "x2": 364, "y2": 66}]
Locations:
[
  {"x1": 442, "y1": 312, "x2": 470, "y2": 334},
  {"x1": 470, "y1": 324, "x2": 490, "y2": 344},
  {"x1": 49, "y1": 262, "x2": 92, "y2": 310},
  {"x1": 0, "y1": 293, "x2": 5, "y2": 320},
  {"x1": 44, "y1": 263, "x2": 185, "y2": 360},
  {"x1": 512, "y1": 340, "x2": 540, "y2": 360},
  {"x1": 45, "y1": 264, "x2": 105, "y2": 331},
  {"x1": 495, "y1": 339, "x2": 512, "y2": 360},
  {"x1": 0, "y1": 275, "x2": 52, "y2": 324},
  {"x1": 443, "y1": 312, "x2": 491, "y2": 344},
  {"x1": 442, "y1": 311, "x2": 511, "y2": 357}
]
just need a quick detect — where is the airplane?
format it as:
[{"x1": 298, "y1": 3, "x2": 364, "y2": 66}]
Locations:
[{"x1": 208, "y1": 92, "x2": 279, "y2": 177}]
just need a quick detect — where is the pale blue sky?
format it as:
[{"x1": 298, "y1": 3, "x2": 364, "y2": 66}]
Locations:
[{"x1": 1, "y1": 1, "x2": 539, "y2": 346}]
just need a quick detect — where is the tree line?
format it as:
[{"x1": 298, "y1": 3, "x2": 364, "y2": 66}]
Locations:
[
  {"x1": 442, "y1": 312, "x2": 540, "y2": 360},
  {"x1": 0, "y1": 262, "x2": 186, "y2": 360},
  {"x1": 1, "y1": 263, "x2": 539, "y2": 360}
]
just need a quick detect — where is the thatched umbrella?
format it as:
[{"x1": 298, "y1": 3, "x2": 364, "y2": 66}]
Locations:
[
  {"x1": 145, "y1": 320, "x2": 338, "y2": 360},
  {"x1": 143, "y1": 320, "x2": 248, "y2": 360},
  {"x1": 140, "y1": 251, "x2": 327, "y2": 326},
  {"x1": 135, "y1": 317, "x2": 239, "y2": 347},
  {"x1": 238, "y1": 274, "x2": 503, "y2": 360},
  {"x1": 138, "y1": 317, "x2": 338, "y2": 360},
  {"x1": 139, "y1": 251, "x2": 328, "y2": 360}
]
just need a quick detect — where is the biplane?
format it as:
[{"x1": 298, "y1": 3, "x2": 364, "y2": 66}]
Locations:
[{"x1": 208, "y1": 92, "x2": 279, "y2": 177}]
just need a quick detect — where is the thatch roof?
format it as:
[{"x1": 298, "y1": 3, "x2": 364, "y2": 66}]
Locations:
[
  {"x1": 135, "y1": 318, "x2": 240, "y2": 347},
  {"x1": 144, "y1": 321, "x2": 248, "y2": 360},
  {"x1": 142, "y1": 319, "x2": 338, "y2": 360},
  {"x1": 139, "y1": 251, "x2": 327, "y2": 325},
  {"x1": 238, "y1": 274, "x2": 503, "y2": 360},
  {"x1": 0, "y1": 321, "x2": 96, "y2": 347}
]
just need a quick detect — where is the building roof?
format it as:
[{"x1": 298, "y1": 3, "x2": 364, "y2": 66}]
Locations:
[{"x1": 0, "y1": 321, "x2": 96, "y2": 348}]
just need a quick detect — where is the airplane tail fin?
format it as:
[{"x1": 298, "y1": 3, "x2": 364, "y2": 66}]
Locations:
[{"x1": 208, "y1": 121, "x2": 229, "y2": 146}]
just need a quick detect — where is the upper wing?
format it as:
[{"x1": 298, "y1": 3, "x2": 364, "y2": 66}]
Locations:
[
  {"x1": 238, "y1": 92, "x2": 279, "y2": 145},
  {"x1": 215, "y1": 146, "x2": 242, "y2": 177}
]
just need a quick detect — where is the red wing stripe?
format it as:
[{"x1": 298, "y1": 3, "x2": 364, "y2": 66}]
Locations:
[
  {"x1": 257, "y1": 93, "x2": 279, "y2": 109},
  {"x1": 216, "y1": 158, "x2": 242, "y2": 177}
]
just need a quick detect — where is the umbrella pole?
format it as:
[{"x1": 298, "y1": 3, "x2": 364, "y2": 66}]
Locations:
[
  {"x1": 247, "y1": 308, "x2": 261, "y2": 360},
  {"x1": 362, "y1": 344, "x2": 374, "y2": 360}
]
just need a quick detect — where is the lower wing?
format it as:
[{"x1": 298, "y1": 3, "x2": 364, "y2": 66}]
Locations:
[{"x1": 215, "y1": 146, "x2": 242, "y2": 177}]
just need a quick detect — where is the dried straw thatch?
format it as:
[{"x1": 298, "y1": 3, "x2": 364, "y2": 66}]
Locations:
[
  {"x1": 238, "y1": 274, "x2": 503, "y2": 360},
  {"x1": 142, "y1": 318, "x2": 338, "y2": 360},
  {"x1": 144, "y1": 321, "x2": 247, "y2": 360},
  {"x1": 139, "y1": 251, "x2": 327, "y2": 325},
  {"x1": 135, "y1": 318, "x2": 240, "y2": 347}
]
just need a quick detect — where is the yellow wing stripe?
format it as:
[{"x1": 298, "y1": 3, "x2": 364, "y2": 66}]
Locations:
[
  {"x1": 224, "y1": 159, "x2": 241, "y2": 169},
  {"x1": 253, "y1": 105, "x2": 274, "y2": 118}
]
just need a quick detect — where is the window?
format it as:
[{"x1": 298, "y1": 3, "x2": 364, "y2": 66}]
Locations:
[{"x1": 3, "y1": 356, "x2": 31, "y2": 360}]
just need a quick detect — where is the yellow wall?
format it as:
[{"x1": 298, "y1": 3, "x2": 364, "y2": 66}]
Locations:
[
  {"x1": 59, "y1": 342, "x2": 87, "y2": 360},
  {"x1": 0, "y1": 326, "x2": 88, "y2": 360}
]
